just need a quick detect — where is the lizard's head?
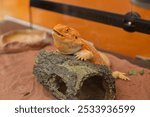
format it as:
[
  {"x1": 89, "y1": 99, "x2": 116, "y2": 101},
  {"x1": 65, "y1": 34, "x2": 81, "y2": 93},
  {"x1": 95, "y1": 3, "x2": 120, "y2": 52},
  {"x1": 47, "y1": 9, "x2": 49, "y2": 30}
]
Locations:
[
  {"x1": 52, "y1": 24, "x2": 83, "y2": 54},
  {"x1": 53, "y1": 24, "x2": 80, "y2": 39}
]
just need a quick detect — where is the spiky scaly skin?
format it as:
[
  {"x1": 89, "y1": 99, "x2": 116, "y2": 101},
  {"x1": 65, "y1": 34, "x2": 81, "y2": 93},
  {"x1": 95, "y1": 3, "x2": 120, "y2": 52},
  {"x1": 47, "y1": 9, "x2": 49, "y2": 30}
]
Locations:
[{"x1": 52, "y1": 24, "x2": 130, "y2": 80}]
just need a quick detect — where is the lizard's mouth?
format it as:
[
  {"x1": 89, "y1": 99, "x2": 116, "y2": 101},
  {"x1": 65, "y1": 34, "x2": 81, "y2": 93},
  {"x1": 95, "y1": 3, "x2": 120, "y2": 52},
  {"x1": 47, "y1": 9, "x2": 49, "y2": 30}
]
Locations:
[{"x1": 53, "y1": 29, "x2": 64, "y2": 37}]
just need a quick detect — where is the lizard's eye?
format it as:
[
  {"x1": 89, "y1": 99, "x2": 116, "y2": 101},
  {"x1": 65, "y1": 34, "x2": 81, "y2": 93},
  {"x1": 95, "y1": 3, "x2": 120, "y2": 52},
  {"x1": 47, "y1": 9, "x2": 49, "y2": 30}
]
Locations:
[
  {"x1": 75, "y1": 36, "x2": 78, "y2": 39},
  {"x1": 65, "y1": 28, "x2": 69, "y2": 33}
]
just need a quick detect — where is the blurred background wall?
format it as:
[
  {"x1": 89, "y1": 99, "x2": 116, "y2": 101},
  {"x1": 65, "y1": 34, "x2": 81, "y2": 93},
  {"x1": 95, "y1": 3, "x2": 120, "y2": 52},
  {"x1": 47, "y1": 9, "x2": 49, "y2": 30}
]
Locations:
[{"x1": 0, "y1": 0, "x2": 150, "y2": 58}]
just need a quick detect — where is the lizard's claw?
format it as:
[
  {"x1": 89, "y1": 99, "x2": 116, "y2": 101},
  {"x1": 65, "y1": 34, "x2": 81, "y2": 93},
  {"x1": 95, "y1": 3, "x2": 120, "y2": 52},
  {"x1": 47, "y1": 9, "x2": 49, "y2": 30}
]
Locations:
[
  {"x1": 55, "y1": 49, "x2": 59, "y2": 52},
  {"x1": 75, "y1": 49, "x2": 93, "y2": 61},
  {"x1": 112, "y1": 71, "x2": 130, "y2": 80}
]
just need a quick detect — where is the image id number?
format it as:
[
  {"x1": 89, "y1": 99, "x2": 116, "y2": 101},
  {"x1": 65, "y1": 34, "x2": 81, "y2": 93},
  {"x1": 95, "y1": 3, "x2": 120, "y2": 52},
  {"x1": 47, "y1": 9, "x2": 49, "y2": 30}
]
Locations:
[{"x1": 78, "y1": 105, "x2": 135, "y2": 113}]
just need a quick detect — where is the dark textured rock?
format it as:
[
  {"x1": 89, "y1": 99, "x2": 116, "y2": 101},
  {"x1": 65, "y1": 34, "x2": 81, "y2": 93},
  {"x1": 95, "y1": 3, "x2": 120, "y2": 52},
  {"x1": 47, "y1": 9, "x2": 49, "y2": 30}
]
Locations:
[{"x1": 33, "y1": 51, "x2": 116, "y2": 100}]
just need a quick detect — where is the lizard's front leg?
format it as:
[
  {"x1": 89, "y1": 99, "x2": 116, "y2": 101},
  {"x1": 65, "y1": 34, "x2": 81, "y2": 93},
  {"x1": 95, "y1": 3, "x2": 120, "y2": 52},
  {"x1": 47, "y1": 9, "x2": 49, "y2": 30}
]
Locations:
[
  {"x1": 75, "y1": 49, "x2": 93, "y2": 61},
  {"x1": 112, "y1": 71, "x2": 130, "y2": 80}
]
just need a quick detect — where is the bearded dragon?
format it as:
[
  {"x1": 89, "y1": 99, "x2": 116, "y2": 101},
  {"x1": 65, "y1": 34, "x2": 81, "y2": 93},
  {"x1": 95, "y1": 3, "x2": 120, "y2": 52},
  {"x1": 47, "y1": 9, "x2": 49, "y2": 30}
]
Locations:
[{"x1": 52, "y1": 24, "x2": 130, "y2": 80}]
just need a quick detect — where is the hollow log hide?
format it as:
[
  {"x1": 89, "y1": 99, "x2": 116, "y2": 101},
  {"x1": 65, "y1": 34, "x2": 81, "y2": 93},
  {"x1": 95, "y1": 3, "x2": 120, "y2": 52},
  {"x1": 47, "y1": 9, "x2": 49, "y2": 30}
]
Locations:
[{"x1": 33, "y1": 51, "x2": 116, "y2": 100}]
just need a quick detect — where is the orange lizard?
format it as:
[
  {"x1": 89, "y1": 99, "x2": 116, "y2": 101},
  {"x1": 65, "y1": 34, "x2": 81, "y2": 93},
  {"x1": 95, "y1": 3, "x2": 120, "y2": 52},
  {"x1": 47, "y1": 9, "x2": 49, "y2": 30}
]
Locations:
[{"x1": 52, "y1": 24, "x2": 130, "y2": 80}]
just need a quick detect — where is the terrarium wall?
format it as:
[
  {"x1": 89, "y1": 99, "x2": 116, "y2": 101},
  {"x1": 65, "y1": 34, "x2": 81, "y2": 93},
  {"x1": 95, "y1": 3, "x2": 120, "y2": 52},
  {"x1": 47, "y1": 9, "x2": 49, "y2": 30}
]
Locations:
[{"x1": 0, "y1": 0, "x2": 150, "y2": 58}]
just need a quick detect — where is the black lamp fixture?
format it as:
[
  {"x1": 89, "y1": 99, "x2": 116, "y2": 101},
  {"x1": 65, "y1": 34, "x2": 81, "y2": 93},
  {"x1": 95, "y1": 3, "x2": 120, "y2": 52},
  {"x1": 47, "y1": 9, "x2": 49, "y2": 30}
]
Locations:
[{"x1": 30, "y1": 0, "x2": 150, "y2": 35}]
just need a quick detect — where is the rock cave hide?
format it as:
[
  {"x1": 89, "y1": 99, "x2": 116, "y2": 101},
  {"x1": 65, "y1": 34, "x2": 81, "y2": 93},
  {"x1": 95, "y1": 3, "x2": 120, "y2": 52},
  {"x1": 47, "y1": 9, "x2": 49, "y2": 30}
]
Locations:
[{"x1": 33, "y1": 51, "x2": 116, "y2": 100}]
